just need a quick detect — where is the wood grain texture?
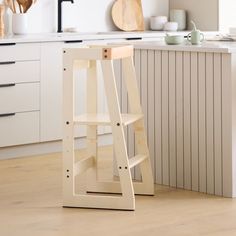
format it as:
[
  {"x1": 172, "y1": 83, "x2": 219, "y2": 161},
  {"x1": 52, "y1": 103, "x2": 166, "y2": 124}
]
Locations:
[
  {"x1": 213, "y1": 53, "x2": 222, "y2": 196},
  {"x1": 147, "y1": 50, "x2": 155, "y2": 176},
  {"x1": 169, "y1": 51, "x2": 177, "y2": 187},
  {"x1": 183, "y1": 51, "x2": 191, "y2": 190},
  {"x1": 190, "y1": 52, "x2": 199, "y2": 192},
  {"x1": 155, "y1": 50, "x2": 162, "y2": 184},
  {"x1": 161, "y1": 51, "x2": 169, "y2": 186},
  {"x1": 206, "y1": 52, "x2": 214, "y2": 195},
  {"x1": 198, "y1": 52, "x2": 207, "y2": 193},
  {"x1": 2, "y1": 150, "x2": 236, "y2": 236},
  {"x1": 176, "y1": 51, "x2": 184, "y2": 188},
  {"x1": 112, "y1": 0, "x2": 145, "y2": 31}
]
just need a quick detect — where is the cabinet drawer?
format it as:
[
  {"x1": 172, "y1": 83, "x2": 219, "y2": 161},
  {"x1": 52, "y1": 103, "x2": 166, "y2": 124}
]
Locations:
[
  {"x1": 0, "y1": 83, "x2": 39, "y2": 114},
  {"x1": 0, "y1": 43, "x2": 40, "y2": 62},
  {"x1": 0, "y1": 111, "x2": 40, "y2": 147},
  {"x1": 0, "y1": 61, "x2": 40, "y2": 84}
]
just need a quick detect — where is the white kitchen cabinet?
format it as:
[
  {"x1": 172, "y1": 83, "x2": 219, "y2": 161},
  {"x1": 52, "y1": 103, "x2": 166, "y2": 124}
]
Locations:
[
  {"x1": 0, "y1": 112, "x2": 40, "y2": 147},
  {"x1": 0, "y1": 43, "x2": 40, "y2": 147},
  {"x1": 0, "y1": 83, "x2": 40, "y2": 114}
]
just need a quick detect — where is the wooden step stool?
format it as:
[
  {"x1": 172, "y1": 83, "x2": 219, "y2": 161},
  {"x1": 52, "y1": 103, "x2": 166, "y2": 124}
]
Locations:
[{"x1": 63, "y1": 45, "x2": 154, "y2": 210}]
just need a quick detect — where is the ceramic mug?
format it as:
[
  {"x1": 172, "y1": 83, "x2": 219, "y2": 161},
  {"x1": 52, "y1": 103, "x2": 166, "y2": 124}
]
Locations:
[{"x1": 187, "y1": 31, "x2": 204, "y2": 45}]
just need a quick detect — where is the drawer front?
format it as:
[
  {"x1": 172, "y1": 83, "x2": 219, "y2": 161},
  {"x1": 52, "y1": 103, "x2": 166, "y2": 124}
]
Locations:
[
  {"x1": 0, "y1": 111, "x2": 40, "y2": 147},
  {"x1": 0, "y1": 43, "x2": 40, "y2": 62},
  {"x1": 0, "y1": 61, "x2": 40, "y2": 84},
  {"x1": 0, "y1": 83, "x2": 40, "y2": 114}
]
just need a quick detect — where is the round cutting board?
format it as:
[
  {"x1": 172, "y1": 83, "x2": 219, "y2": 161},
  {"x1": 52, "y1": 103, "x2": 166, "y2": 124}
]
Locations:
[{"x1": 112, "y1": 0, "x2": 145, "y2": 31}]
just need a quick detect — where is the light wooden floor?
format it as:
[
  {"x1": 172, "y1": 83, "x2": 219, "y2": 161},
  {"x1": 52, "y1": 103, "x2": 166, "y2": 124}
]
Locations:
[{"x1": 1, "y1": 146, "x2": 236, "y2": 236}]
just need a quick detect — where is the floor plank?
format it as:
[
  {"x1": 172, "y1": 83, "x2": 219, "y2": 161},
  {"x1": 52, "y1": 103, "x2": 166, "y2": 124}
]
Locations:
[{"x1": 0, "y1": 146, "x2": 236, "y2": 236}]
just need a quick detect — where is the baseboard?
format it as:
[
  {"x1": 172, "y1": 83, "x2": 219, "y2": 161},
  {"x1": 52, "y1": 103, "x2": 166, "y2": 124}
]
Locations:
[{"x1": 0, "y1": 134, "x2": 113, "y2": 160}]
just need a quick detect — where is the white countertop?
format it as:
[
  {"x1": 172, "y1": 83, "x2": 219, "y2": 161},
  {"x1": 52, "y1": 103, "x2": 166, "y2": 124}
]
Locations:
[
  {"x1": 0, "y1": 31, "x2": 235, "y2": 53},
  {"x1": 0, "y1": 30, "x2": 219, "y2": 44},
  {"x1": 133, "y1": 40, "x2": 236, "y2": 53},
  {"x1": 0, "y1": 31, "x2": 170, "y2": 44}
]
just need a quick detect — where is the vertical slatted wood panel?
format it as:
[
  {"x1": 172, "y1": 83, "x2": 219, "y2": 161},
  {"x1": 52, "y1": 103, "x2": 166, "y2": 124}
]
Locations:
[
  {"x1": 162, "y1": 51, "x2": 169, "y2": 185},
  {"x1": 134, "y1": 49, "x2": 142, "y2": 180},
  {"x1": 141, "y1": 50, "x2": 148, "y2": 133},
  {"x1": 222, "y1": 54, "x2": 232, "y2": 197},
  {"x1": 114, "y1": 48, "x2": 234, "y2": 197},
  {"x1": 190, "y1": 52, "x2": 199, "y2": 191},
  {"x1": 198, "y1": 52, "x2": 207, "y2": 193},
  {"x1": 206, "y1": 53, "x2": 215, "y2": 195},
  {"x1": 213, "y1": 53, "x2": 222, "y2": 196},
  {"x1": 183, "y1": 51, "x2": 191, "y2": 190},
  {"x1": 140, "y1": 50, "x2": 148, "y2": 179},
  {"x1": 176, "y1": 51, "x2": 184, "y2": 188},
  {"x1": 147, "y1": 50, "x2": 155, "y2": 175},
  {"x1": 169, "y1": 51, "x2": 177, "y2": 187},
  {"x1": 155, "y1": 50, "x2": 162, "y2": 184}
]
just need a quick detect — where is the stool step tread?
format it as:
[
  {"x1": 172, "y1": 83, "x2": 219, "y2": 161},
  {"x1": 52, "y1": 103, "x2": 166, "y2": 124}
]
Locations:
[
  {"x1": 74, "y1": 113, "x2": 143, "y2": 126},
  {"x1": 129, "y1": 155, "x2": 147, "y2": 169}
]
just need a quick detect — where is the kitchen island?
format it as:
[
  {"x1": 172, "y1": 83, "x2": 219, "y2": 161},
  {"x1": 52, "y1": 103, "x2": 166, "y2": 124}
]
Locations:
[{"x1": 124, "y1": 40, "x2": 236, "y2": 198}]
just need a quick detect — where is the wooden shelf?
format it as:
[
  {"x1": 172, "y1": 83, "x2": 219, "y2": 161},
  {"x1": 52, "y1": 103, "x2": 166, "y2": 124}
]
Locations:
[{"x1": 74, "y1": 113, "x2": 143, "y2": 126}]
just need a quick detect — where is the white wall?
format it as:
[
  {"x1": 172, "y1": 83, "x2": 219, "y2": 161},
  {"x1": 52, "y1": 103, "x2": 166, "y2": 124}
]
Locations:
[
  {"x1": 169, "y1": 0, "x2": 218, "y2": 31},
  {"x1": 2, "y1": 0, "x2": 169, "y2": 33},
  {"x1": 219, "y1": 0, "x2": 236, "y2": 32}
]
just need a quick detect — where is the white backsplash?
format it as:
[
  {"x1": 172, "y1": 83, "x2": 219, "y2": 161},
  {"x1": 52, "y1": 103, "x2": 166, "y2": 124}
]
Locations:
[{"x1": 2, "y1": 0, "x2": 169, "y2": 33}]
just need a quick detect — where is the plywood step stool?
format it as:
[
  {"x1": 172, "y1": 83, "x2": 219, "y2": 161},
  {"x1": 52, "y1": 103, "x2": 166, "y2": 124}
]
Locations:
[{"x1": 63, "y1": 45, "x2": 154, "y2": 210}]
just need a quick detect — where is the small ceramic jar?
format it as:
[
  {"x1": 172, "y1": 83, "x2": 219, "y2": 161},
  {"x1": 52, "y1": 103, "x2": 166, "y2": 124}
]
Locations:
[
  {"x1": 150, "y1": 16, "x2": 168, "y2": 30},
  {"x1": 164, "y1": 22, "x2": 178, "y2": 31}
]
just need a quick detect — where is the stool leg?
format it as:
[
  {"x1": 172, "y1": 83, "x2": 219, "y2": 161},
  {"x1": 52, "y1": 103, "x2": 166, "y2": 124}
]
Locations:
[
  {"x1": 101, "y1": 60, "x2": 135, "y2": 206},
  {"x1": 63, "y1": 55, "x2": 76, "y2": 204}
]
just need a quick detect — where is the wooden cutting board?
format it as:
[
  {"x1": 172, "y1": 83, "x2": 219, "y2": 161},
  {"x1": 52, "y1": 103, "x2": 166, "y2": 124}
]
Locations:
[{"x1": 111, "y1": 0, "x2": 145, "y2": 31}]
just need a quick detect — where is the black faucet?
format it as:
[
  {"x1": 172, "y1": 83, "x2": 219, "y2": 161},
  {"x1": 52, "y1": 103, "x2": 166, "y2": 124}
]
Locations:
[{"x1": 57, "y1": 0, "x2": 74, "y2": 33}]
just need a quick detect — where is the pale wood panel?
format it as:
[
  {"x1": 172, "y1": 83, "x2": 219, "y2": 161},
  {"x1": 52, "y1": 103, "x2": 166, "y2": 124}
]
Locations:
[
  {"x1": 134, "y1": 49, "x2": 142, "y2": 181},
  {"x1": 140, "y1": 49, "x2": 148, "y2": 181},
  {"x1": 113, "y1": 59, "x2": 122, "y2": 177},
  {"x1": 162, "y1": 51, "x2": 169, "y2": 186},
  {"x1": 155, "y1": 50, "x2": 163, "y2": 184},
  {"x1": 206, "y1": 52, "x2": 215, "y2": 195},
  {"x1": 113, "y1": 60, "x2": 122, "y2": 105},
  {"x1": 127, "y1": 86, "x2": 135, "y2": 178},
  {"x1": 115, "y1": 58, "x2": 134, "y2": 178},
  {"x1": 213, "y1": 53, "x2": 222, "y2": 196},
  {"x1": 190, "y1": 52, "x2": 199, "y2": 192},
  {"x1": 176, "y1": 51, "x2": 184, "y2": 188},
  {"x1": 121, "y1": 58, "x2": 131, "y2": 176},
  {"x1": 183, "y1": 51, "x2": 191, "y2": 190},
  {"x1": 198, "y1": 52, "x2": 207, "y2": 193},
  {"x1": 169, "y1": 51, "x2": 177, "y2": 187},
  {"x1": 222, "y1": 53, "x2": 233, "y2": 197},
  {"x1": 141, "y1": 50, "x2": 148, "y2": 132},
  {"x1": 231, "y1": 54, "x2": 236, "y2": 197},
  {"x1": 147, "y1": 50, "x2": 156, "y2": 177}
]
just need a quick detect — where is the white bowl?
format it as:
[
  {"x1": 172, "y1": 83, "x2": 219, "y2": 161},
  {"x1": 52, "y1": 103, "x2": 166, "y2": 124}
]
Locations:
[
  {"x1": 150, "y1": 16, "x2": 168, "y2": 30},
  {"x1": 164, "y1": 22, "x2": 178, "y2": 31}
]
